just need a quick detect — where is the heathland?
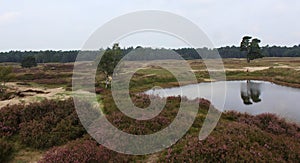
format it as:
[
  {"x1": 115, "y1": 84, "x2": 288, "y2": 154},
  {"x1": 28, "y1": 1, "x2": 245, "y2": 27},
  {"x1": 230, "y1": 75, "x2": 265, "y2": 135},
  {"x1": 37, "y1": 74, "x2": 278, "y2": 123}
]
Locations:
[{"x1": 0, "y1": 57, "x2": 299, "y2": 162}]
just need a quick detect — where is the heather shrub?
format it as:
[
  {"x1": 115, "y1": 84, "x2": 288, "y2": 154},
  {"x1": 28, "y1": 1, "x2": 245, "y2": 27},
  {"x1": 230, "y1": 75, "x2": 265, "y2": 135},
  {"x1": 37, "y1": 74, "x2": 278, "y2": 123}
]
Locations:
[
  {"x1": 95, "y1": 87, "x2": 103, "y2": 94},
  {"x1": 225, "y1": 111, "x2": 300, "y2": 138},
  {"x1": 1, "y1": 89, "x2": 300, "y2": 162},
  {"x1": 161, "y1": 121, "x2": 300, "y2": 162},
  {"x1": 33, "y1": 78, "x2": 70, "y2": 85},
  {"x1": 16, "y1": 72, "x2": 71, "y2": 81},
  {"x1": 19, "y1": 119, "x2": 52, "y2": 149},
  {"x1": 43, "y1": 64, "x2": 74, "y2": 72},
  {"x1": 15, "y1": 72, "x2": 71, "y2": 85},
  {"x1": 0, "y1": 104, "x2": 23, "y2": 136},
  {"x1": 103, "y1": 93, "x2": 181, "y2": 135},
  {"x1": 0, "y1": 98, "x2": 87, "y2": 149},
  {"x1": 18, "y1": 100, "x2": 86, "y2": 149},
  {"x1": 222, "y1": 110, "x2": 240, "y2": 121},
  {"x1": 253, "y1": 113, "x2": 300, "y2": 137},
  {"x1": 0, "y1": 138, "x2": 13, "y2": 162},
  {"x1": 39, "y1": 137, "x2": 133, "y2": 163}
]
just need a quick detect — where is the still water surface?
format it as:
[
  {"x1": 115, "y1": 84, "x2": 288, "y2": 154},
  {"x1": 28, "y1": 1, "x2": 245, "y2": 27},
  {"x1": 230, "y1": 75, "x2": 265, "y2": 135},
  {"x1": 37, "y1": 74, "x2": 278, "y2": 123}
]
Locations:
[{"x1": 145, "y1": 80, "x2": 300, "y2": 123}]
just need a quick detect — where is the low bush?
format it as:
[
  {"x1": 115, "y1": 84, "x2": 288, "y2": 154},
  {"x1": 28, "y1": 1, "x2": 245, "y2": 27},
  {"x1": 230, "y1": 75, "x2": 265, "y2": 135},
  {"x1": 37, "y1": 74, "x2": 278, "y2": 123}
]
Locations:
[
  {"x1": 0, "y1": 98, "x2": 86, "y2": 149},
  {"x1": 0, "y1": 138, "x2": 13, "y2": 162},
  {"x1": 0, "y1": 104, "x2": 22, "y2": 136},
  {"x1": 39, "y1": 137, "x2": 133, "y2": 163},
  {"x1": 161, "y1": 121, "x2": 300, "y2": 162},
  {"x1": 19, "y1": 112, "x2": 86, "y2": 149},
  {"x1": 102, "y1": 93, "x2": 181, "y2": 135},
  {"x1": 1, "y1": 91, "x2": 299, "y2": 162},
  {"x1": 224, "y1": 111, "x2": 300, "y2": 138}
]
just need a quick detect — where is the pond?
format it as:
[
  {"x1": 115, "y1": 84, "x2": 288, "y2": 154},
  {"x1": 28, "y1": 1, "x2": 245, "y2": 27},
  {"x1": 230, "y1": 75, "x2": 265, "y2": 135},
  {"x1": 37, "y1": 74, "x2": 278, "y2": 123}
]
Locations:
[{"x1": 145, "y1": 80, "x2": 300, "y2": 124}]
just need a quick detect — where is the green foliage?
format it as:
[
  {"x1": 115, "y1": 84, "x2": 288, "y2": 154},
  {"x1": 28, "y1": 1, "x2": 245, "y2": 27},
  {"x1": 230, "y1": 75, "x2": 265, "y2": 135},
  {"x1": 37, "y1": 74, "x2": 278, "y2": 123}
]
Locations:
[
  {"x1": 0, "y1": 66, "x2": 13, "y2": 93},
  {"x1": 21, "y1": 56, "x2": 37, "y2": 68},
  {"x1": 240, "y1": 36, "x2": 252, "y2": 51},
  {"x1": 97, "y1": 43, "x2": 122, "y2": 77},
  {"x1": 240, "y1": 36, "x2": 264, "y2": 63},
  {"x1": 249, "y1": 38, "x2": 263, "y2": 60},
  {"x1": 1, "y1": 45, "x2": 300, "y2": 63},
  {"x1": 129, "y1": 68, "x2": 178, "y2": 93},
  {"x1": 0, "y1": 66, "x2": 13, "y2": 83}
]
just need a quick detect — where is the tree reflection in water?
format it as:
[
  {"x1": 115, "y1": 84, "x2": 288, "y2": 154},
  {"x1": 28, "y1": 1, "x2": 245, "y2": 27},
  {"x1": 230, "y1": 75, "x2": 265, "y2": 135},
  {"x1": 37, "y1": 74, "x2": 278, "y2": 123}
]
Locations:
[{"x1": 240, "y1": 80, "x2": 262, "y2": 105}]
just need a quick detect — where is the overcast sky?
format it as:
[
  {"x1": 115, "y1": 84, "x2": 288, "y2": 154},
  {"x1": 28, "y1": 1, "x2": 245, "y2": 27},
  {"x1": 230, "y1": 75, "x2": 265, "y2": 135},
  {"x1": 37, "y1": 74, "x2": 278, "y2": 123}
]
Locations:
[{"x1": 0, "y1": 0, "x2": 299, "y2": 51}]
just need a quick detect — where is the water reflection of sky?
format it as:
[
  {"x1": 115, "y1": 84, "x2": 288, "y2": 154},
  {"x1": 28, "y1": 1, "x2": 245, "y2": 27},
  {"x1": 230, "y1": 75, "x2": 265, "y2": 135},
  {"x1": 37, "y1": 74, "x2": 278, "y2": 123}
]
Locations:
[{"x1": 145, "y1": 80, "x2": 300, "y2": 124}]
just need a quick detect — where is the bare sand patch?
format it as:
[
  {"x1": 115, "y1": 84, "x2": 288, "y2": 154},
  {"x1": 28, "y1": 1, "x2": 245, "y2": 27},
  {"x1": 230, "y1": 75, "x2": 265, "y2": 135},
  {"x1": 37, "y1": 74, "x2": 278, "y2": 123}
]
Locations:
[
  {"x1": 0, "y1": 82, "x2": 70, "y2": 109},
  {"x1": 243, "y1": 67, "x2": 269, "y2": 72}
]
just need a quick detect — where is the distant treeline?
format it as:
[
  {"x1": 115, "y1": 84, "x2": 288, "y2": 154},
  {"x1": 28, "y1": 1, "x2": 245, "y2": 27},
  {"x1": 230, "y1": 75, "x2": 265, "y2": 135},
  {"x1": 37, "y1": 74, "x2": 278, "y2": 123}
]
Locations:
[{"x1": 0, "y1": 45, "x2": 300, "y2": 63}]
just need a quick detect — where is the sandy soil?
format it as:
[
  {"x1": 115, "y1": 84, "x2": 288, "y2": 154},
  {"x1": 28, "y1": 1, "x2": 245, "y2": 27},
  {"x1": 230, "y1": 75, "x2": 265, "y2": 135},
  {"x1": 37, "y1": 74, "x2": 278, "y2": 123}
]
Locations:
[
  {"x1": 12, "y1": 149, "x2": 44, "y2": 163},
  {"x1": 190, "y1": 67, "x2": 269, "y2": 72},
  {"x1": 0, "y1": 82, "x2": 70, "y2": 109},
  {"x1": 192, "y1": 65, "x2": 299, "y2": 72}
]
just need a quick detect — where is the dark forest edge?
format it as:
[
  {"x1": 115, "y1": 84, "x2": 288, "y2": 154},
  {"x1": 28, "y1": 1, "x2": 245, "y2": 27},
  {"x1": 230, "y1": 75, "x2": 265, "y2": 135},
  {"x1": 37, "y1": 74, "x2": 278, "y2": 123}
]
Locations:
[{"x1": 1, "y1": 45, "x2": 300, "y2": 63}]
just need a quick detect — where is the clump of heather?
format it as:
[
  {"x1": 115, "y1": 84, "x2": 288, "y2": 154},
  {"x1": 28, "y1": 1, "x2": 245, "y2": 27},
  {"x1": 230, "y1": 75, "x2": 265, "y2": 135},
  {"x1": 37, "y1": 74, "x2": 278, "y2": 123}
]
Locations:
[
  {"x1": 224, "y1": 111, "x2": 300, "y2": 138},
  {"x1": 161, "y1": 111, "x2": 300, "y2": 162},
  {"x1": 0, "y1": 138, "x2": 13, "y2": 162},
  {"x1": 0, "y1": 99, "x2": 87, "y2": 149},
  {"x1": 39, "y1": 137, "x2": 133, "y2": 163}
]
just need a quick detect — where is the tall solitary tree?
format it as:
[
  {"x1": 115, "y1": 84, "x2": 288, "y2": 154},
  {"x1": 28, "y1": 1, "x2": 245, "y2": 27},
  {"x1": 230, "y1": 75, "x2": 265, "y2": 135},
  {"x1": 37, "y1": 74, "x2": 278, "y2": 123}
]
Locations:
[
  {"x1": 240, "y1": 36, "x2": 263, "y2": 63},
  {"x1": 0, "y1": 66, "x2": 13, "y2": 93},
  {"x1": 97, "y1": 43, "x2": 122, "y2": 88}
]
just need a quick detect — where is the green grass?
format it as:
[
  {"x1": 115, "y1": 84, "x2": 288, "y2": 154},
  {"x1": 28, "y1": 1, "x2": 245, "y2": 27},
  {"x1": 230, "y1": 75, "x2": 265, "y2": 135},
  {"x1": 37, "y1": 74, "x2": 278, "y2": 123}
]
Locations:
[
  {"x1": 128, "y1": 58, "x2": 300, "y2": 91},
  {"x1": 129, "y1": 68, "x2": 179, "y2": 93},
  {"x1": 225, "y1": 68, "x2": 300, "y2": 87}
]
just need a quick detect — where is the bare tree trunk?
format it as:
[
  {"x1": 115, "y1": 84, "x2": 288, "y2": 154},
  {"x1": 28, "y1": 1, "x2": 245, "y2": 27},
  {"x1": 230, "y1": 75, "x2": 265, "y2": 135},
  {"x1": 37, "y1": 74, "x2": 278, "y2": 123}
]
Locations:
[
  {"x1": 246, "y1": 52, "x2": 250, "y2": 63},
  {"x1": 0, "y1": 83, "x2": 4, "y2": 95},
  {"x1": 105, "y1": 76, "x2": 109, "y2": 88},
  {"x1": 105, "y1": 75, "x2": 111, "y2": 88}
]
